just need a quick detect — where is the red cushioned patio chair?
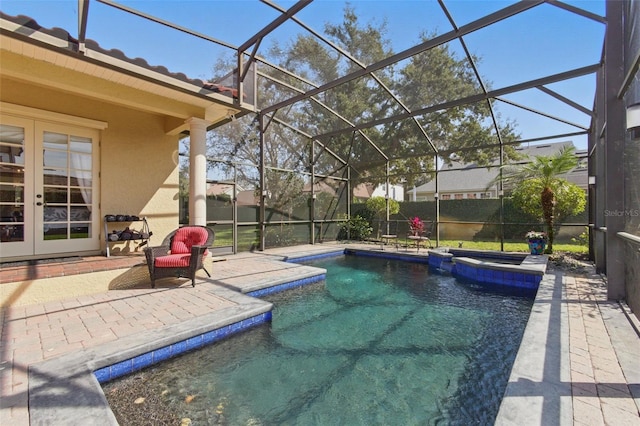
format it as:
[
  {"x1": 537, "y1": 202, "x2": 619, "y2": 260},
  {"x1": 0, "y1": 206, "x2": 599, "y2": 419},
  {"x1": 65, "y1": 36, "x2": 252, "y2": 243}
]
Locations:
[{"x1": 144, "y1": 225, "x2": 215, "y2": 288}]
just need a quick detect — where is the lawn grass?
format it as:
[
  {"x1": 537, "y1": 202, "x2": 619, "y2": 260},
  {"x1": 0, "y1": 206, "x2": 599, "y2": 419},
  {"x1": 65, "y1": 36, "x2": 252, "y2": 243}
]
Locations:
[
  {"x1": 212, "y1": 226, "x2": 589, "y2": 255},
  {"x1": 212, "y1": 227, "x2": 258, "y2": 248},
  {"x1": 437, "y1": 239, "x2": 588, "y2": 254}
]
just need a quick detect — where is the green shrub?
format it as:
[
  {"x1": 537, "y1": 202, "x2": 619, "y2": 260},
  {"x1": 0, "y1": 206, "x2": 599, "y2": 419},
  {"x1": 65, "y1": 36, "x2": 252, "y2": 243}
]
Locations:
[
  {"x1": 265, "y1": 225, "x2": 296, "y2": 248},
  {"x1": 571, "y1": 227, "x2": 589, "y2": 247},
  {"x1": 338, "y1": 215, "x2": 373, "y2": 241}
]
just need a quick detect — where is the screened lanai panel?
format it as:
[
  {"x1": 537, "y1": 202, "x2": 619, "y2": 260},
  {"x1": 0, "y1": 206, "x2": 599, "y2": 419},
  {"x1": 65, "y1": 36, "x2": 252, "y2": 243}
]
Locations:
[
  {"x1": 346, "y1": 132, "x2": 387, "y2": 175},
  {"x1": 207, "y1": 160, "x2": 236, "y2": 183},
  {"x1": 262, "y1": 123, "x2": 311, "y2": 171},
  {"x1": 294, "y1": 0, "x2": 451, "y2": 61},
  {"x1": 256, "y1": 4, "x2": 398, "y2": 86},
  {"x1": 257, "y1": 71, "x2": 312, "y2": 112},
  {"x1": 314, "y1": 176, "x2": 348, "y2": 222},
  {"x1": 312, "y1": 143, "x2": 349, "y2": 179},
  {"x1": 461, "y1": 2, "x2": 604, "y2": 90},
  {"x1": 365, "y1": 117, "x2": 437, "y2": 162},
  {"x1": 437, "y1": 164, "x2": 503, "y2": 244},
  {"x1": 442, "y1": 0, "x2": 519, "y2": 27},
  {"x1": 114, "y1": 0, "x2": 281, "y2": 47},
  {"x1": 307, "y1": 74, "x2": 397, "y2": 126},
  {"x1": 235, "y1": 163, "x2": 260, "y2": 196},
  {"x1": 207, "y1": 116, "x2": 260, "y2": 165},
  {"x1": 389, "y1": 157, "x2": 436, "y2": 191},
  {"x1": 393, "y1": 41, "x2": 483, "y2": 113},
  {"x1": 413, "y1": 104, "x2": 505, "y2": 166},
  {"x1": 315, "y1": 134, "x2": 359, "y2": 170},
  {"x1": 85, "y1": 2, "x2": 237, "y2": 92},
  {"x1": 274, "y1": 98, "x2": 348, "y2": 137},
  {"x1": 626, "y1": 130, "x2": 640, "y2": 235},
  {"x1": 264, "y1": 222, "x2": 310, "y2": 248},
  {"x1": 441, "y1": 143, "x2": 510, "y2": 172},
  {"x1": 263, "y1": 169, "x2": 309, "y2": 222},
  {"x1": 494, "y1": 89, "x2": 592, "y2": 144},
  {"x1": 543, "y1": 74, "x2": 599, "y2": 112},
  {"x1": 257, "y1": 58, "x2": 316, "y2": 92}
]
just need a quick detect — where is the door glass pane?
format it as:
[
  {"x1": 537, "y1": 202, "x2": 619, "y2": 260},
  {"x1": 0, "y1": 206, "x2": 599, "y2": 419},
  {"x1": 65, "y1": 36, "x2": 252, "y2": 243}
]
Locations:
[
  {"x1": 44, "y1": 186, "x2": 67, "y2": 203},
  {"x1": 70, "y1": 155, "x2": 92, "y2": 189},
  {"x1": 70, "y1": 205, "x2": 91, "y2": 222},
  {"x1": 0, "y1": 124, "x2": 26, "y2": 243},
  {"x1": 0, "y1": 145, "x2": 25, "y2": 165},
  {"x1": 43, "y1": 167, "x2": 68, "y2": 185},
  {"x1": 43, "y1": 151, "x2": 67, "y2": 169},
  {"x1": 1, "y1": 223, "x2": 23, "y2": 242},
  {"x1": 0, "y1": 184, "x2": 24, "y2": 202},
  {"x1": 43, "y1": 132, "x2": 68, "y2": 168},
  {"x1": 43, "y1": 131, "x2": 68, "y2": 149},
  {"x1": 0, "y1": 203, "x2": 23, "y2": 242},
  {"x1": 0, "y1": 124, "x2": 26, "y2": 146},
  {"x1": 70, "y1": 154, "x2": 92, "y2": 172},
  {"x1": 70, "y1": 136, "x2": 92, "y2": 154},
  {"x1": 70, "y1": 187, "x2": 92, "y2": 204},
  {"x1": 71, "y1": 223, "x2": 91, "y2": 239},
  {"x1": 44, "y1": 206, "x2": 68, "y2": 221},
  {"x1": 43, "y1": 222, "x2": 67, "y2": 240},
  {"x1": 0, "y1": 164, "x2": 25, "y2": 184}
]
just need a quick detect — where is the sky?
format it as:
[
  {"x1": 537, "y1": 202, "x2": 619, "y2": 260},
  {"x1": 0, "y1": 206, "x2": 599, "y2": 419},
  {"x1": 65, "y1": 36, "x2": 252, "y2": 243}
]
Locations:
[{"x1": 1, "y1": 0, "x2": 607, "y2": 150}]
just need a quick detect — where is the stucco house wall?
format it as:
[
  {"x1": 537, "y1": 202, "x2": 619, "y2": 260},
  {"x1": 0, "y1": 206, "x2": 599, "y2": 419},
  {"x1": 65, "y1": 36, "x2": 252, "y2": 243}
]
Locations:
[{"x1": 1, "y1": 78, "x2": 181, "y2": 253}]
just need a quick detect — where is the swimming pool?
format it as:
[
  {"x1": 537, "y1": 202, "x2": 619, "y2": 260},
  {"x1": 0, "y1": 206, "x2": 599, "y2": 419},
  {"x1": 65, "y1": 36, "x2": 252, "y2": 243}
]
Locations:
[{"x1": 103, "y1": 255, "x2": 534, "y2": 424}]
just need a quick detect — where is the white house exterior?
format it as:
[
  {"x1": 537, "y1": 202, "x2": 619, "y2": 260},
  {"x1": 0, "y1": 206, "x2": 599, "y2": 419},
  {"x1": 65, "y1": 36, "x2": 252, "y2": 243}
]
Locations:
[{"x1": 411, "y1": 141, "x2": 588, "y2": 201}]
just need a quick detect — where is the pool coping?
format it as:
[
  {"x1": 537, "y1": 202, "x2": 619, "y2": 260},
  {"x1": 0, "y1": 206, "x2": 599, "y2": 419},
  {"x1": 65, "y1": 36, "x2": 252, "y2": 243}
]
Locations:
[{"x1": 495, "y1": 271, "x2": 572, "y2": 425}]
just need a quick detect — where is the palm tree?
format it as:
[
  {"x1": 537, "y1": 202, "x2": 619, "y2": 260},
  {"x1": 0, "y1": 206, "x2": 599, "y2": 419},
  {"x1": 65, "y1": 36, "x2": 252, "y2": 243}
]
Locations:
[{"x1": 494, "y1": 145, "x2": 579, "y2": 253}]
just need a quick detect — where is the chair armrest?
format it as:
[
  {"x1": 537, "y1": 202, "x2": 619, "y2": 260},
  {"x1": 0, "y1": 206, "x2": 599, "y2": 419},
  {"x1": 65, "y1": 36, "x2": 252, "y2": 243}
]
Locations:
[
  {"x1": 189, "y1": 244, "x2": 208, "y2": 272},
  {"x1": 190, "y1": 244, "x2": 208, "y2": 259},
  {"x1": 144, "y1": 245, "x2": 170, "y2": 263}
]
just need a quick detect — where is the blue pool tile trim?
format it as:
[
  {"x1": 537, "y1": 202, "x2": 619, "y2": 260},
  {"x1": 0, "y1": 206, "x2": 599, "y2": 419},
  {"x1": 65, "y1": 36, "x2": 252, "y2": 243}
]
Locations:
[
  {"x1": 344, "y1": 249, "x2": 430, "y2": 264},
  {"x1": 93, "y1": 311, "x2": 272, "y2": 384},
  {"x1": 429, "y1": 250, "x2": 544, "y2": 290},
  {"x1": 246, "y1": 274, "x2": 326, "y2": 297},
  {"x1": 285, "y1": 250, "x2": 344, "y2": 263},
  {"x1": 454, "y1": 262, "x2": 542, "y2": 290}
]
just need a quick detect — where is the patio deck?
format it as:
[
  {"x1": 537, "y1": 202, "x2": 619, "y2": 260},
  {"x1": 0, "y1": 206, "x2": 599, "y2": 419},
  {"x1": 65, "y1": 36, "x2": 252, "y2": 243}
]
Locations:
[{"x1": 1, "y1": 243, "x2": 639, "y2": 425}]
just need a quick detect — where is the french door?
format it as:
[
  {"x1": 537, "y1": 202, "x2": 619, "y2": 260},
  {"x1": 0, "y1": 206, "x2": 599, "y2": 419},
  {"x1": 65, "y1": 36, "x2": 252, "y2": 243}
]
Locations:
[{"x1": 0, "y1": 114, "x2": 100, "y2": 258}]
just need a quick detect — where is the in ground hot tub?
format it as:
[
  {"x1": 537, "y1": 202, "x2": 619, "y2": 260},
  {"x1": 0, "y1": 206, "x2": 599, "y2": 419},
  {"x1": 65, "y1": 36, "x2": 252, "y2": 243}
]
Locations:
[{"x1": 427, "y1": 248, "x2": 547, "y2": 290}]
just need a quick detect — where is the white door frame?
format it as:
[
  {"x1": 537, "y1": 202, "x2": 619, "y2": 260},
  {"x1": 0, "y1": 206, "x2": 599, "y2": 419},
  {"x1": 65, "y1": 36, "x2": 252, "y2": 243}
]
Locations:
[
  {"x1": 34, "y1": 121, "x2": 101, "y2": 255},
  {"x1": 0, "y1": 115, "x2": 34, "y2": 257},
  {"x1": 0, "y1": 103, "x2": 107, "y2": 259}
]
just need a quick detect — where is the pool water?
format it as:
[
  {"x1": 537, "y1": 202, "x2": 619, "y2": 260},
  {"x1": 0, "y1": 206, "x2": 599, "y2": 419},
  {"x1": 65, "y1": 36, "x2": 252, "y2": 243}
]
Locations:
[{"x1": 103, "y1": 255, "x2": 534, "y2": 425}]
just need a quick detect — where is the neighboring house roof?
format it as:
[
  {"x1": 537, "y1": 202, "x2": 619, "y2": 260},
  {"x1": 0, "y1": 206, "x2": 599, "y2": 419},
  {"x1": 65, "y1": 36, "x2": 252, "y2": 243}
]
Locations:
[
  {"x1": 415, "y1": 141, "x2": 587, "y2": 193},
  {"x1": 236, "y1": 190, "x2": 258, "y2": 206},
  {"x1": 206, "y1": 183, "x2": 236, "y2": 197},
  {"x1": 302, "y1": 180, "x2": 340, "y2": 197},
  {"x1": 353, "y1": 183, "x2": 375, "y2": 199},
  {"x1": 303, "y1": 181, "x2": 402, "y2": 201}
]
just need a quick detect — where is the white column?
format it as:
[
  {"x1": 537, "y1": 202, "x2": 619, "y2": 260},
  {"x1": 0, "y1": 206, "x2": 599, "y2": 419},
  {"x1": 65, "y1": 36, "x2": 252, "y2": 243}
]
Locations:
[{"x1": 186, "y1": 117, "x2": 210, "y2": 226}]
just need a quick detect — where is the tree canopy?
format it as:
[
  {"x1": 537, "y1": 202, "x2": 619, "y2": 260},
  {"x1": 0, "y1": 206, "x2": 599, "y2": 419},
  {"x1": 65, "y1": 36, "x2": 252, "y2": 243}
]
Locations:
[{"x1": 205, "y1": 5, "x2": 521, "y2": 199}]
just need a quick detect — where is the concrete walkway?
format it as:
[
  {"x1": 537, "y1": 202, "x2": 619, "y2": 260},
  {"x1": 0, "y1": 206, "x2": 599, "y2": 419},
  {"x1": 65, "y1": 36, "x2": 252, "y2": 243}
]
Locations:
[
  {"x1": 497, "y1": 268, "x2": 640, "y2": 425},
  {"x1": 1, "y1": 244, "x2": 639, "y2": 425},
  {"x1": 565, "y1": 273, "x2": 640, "y2": 425}
]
